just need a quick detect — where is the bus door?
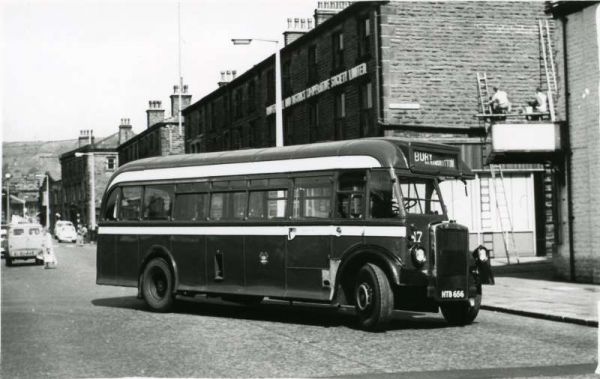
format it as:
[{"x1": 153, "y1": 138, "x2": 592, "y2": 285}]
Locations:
[
  {"x1": 205, "y1": 181, "x2": 246, "y2": 291},
  {"x1": 398, "y1": 177, "x2": 446, "y2": 268},
  {"x1": 244, "y1": 178, "x2": 289, "y2": 297},
  {"x1": 114, "y1": 185, "x2": 142, "y2": 286},
  {"x1": 286, "y1": 176, "x2": 333, "y2": 301}
]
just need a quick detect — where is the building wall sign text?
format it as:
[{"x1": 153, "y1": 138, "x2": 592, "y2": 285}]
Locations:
[{"x1": 266, "y1": 63, "x2": 367, "y2": 115}]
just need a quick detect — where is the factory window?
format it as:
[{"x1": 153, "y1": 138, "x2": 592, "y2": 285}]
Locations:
[
  {"x1": 332, "y1": 31, "x2": 344, "y2": 71},
  {"x1": 247, "y1": 80, "x2": 256, "y2": 113},
  {"x1": 307, "y1": 45, "x2": 318, "y2": 84},
  {"x1": 235, "y1": 88, "x2": 243, "y2": 119},
  {"x1": 359, "y1": 81, "x2": 373, "y2": 137},
  {"x1": 308, "y1": 100, "x2": 319, "y2": 143},
  {"x1": 334, "y1": 91, "x2": 346, "y2": 140},
  {"x1": 358, "y1": 16, "x2": 371, "y2": 58}
]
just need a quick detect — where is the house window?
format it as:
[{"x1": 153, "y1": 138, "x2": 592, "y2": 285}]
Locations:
[
  {"x1": 266, "y1": 115, "x2": 275, "y2": 147},
  {"x1": 358, "y1": 16, "x2": 371, "y2": 57},
  {"x1": 359, "y1": 81, "x2": 373, "y2": 137},
  {"x1": 334, "y1": 91, "x2": 346, "y2": 140},
  {"x1": 332, "y1": 31, "x2": 344, "y2": 70},
  {"x1": 307, "y1": 45, "x2": 318, "y2": 84},
  {"x1": 106, "y1": 156, "x2": 116, "y2": 170}
]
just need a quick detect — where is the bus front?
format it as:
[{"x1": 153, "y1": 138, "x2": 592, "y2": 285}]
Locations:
[{"x1": 396, "y1": 142, "x2": 494, "y2": 325}]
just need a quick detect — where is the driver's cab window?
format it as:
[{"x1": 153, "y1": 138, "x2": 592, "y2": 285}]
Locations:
[
  {"x1": 336, "y1": 171, "x2": 365, "y2": 219},
  {"x1": 399, "y1": 178, "x2": 444, "y2": 215},
  {"x1": 369, "y1": 170, "x2": 400, "y2": 218}
]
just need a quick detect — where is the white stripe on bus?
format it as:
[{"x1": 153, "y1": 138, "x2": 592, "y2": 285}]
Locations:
[
  {"x1": 98, "y1": 225, "x2": 407, "y2": 238},
  {"x1": 109, "y1": 155, "x2": 382, "y2": 188}
]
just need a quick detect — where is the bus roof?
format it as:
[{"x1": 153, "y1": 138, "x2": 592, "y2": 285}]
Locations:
[{"x1": 109, "y1": 138, "x2": 473, "y2": 187}]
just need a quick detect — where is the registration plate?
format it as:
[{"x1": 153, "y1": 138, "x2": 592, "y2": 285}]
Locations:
[
  {"x1": 14, "y1": 250, "x2": 37, "y2": 257},
  {"x1": 440, "y1": 290, "x2": 465, "y2": 299}
]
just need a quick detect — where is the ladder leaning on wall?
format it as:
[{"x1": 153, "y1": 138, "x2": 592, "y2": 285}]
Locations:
[
  {"x1": 539, "y1": 19, "x2": 557, "y2": 121},
  {"x1": 490, "y1": 164, "x2": 519, "y2": 264}
]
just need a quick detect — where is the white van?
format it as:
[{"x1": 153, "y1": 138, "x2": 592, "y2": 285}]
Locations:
[{"x1": 5, "y1": 223, "x2": 46, "y2": 266}]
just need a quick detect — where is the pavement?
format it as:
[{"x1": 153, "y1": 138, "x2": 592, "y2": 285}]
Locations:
[{"x1": 484, "y1": 256, "x2": 600, "y2": 327}]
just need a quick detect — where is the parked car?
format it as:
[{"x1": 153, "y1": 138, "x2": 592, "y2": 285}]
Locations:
[
  {"x1": 5, "y1": 223, "x2": 46, "y2": 266},
  {"x1": 54, "y1": 221, "x2": 77, "y2": 243},
  {"x1": 1, "y1": 224, "x2": 7, "y2": 258}
]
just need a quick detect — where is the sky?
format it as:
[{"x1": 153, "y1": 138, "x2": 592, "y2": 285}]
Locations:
[{"x1": 1, "y1": 0, "x2": 317, "y2": 142}]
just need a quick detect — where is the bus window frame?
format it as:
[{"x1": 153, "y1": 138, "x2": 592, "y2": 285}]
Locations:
[
  {"x1": 118, "y1": 185, "x2": 144, "y2": 222},
  {"x1": 103, "y1": 186, "x2": 122, "y2": 222}
]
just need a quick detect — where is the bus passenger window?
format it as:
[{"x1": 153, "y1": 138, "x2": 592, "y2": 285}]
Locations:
[
  {"x1": 231, "y1": 192, "x2": 247, "y2": 220},
  {"x1": 267, "y1": 190, "x2": 287, "y2": 219},
  {"x1": 210, "y1": 193, "x2": 224, "y2": 220},
  {"x1": 293, "y1": 177, "x2": 332, "y2": 219},
  {"x1": 173, "y1": 193, "x2": 208, "y2": 221},
  {"x1": 120, "y1": 186, "x2": 142, "y2": 220},
  {"x1": 143, "y1": 185, "x2": 174, "y2": 220},
  {"x1": 249, "y1": 190, "x2": 287, "y2": 220},
  {"x1": 104, "y1": 188, "x2": 120, "y2": 221}
]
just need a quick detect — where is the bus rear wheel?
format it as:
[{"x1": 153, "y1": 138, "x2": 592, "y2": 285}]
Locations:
[
  {"x1": 354, "y1": 263, "x2": 393, "y2": 331},
  {"x1": 141, "y1": 258, "x2": 174, "y2": 312},
  {"x1": 440, "y1": 294, "x2": 481, "y2": 326}
]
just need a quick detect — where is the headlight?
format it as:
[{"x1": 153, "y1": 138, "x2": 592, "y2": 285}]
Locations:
[{"x1": 411, "y1": 246, "x2": 427, "y2": 267}]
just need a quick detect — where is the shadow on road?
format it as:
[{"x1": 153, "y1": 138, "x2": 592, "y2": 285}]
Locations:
[{"x1": 92, "y1": 295, "x2": 449, "y2": 331}]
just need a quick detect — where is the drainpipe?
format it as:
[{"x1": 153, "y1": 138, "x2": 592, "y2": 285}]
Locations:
[
  {"x1": 561, "y1": 16, "x2": 575, "y2": 281},
  {"x1": 374, "y1": 4, "x2": 384, "y2": 135}
]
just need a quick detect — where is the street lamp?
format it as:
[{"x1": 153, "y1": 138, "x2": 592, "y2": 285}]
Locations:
[
  {"x1": 74, "y1": 152, "x2": 96, "y2": 229},
  {"x1": 232, "y1": 38, "x2": 283, "y2": 147},
  {"x1": 35, "y1": 174, "x2": 50, "y2": 229},
  {"x1": 4, "y1": 173, "x2": 11, "y2": 223}
]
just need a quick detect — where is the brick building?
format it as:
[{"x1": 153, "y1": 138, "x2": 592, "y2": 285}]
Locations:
[
  {"x1": 548, "y1": 1, "x2": 600, "y2": 283},
  {"x1": 37, "y1": 172, "x2": 62, "y2": 230},
  {"x1": 183, "y1": 1, "x2": 558, "y2": 257},
  {"x1": 60, "y1": 128, "x2": 131, "y2": 228},
  {"x1": 118, "y1": 85, "x2": 191, "y2": 166}
]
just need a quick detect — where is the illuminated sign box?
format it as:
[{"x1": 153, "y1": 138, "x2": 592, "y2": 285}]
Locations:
[{"x1": 491, "y1": 123, "x2": 560, "y2": 152}]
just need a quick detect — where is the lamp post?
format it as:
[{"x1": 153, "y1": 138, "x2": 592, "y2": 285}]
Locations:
[
  {"x1": 35, "y1": 174, "x2": 50, "y2": 229},
  {"x1": 4, "y1": 173, "x2": 11, "y2": 224},
  {"x1": 75, "y1": 152, "x2": 96, "y2": 229},
  {"x1": 231, "y1": 38, "x2": 283, "y2": 147}
]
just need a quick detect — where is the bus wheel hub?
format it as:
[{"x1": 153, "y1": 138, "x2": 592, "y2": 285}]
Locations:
[{"x1": 356, "y1": 283, "x2": 372, "y2": 311}]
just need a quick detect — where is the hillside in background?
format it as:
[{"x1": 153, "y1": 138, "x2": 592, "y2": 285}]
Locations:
[{"x1": 2, "y1": 139, "x2": 79, "y2": 180}]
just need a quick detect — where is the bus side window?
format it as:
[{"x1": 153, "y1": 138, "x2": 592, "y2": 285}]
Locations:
[
  {"x1": 248, "y1": 190, "x2": 288, "y2": 220},
  {"x1": 104, "y1": 187, "x2": 120, "y2": 221},
  {"x1": 173, "y1": 193, "x2": 209, "y2": 221},
  {"x1": 120, "y1": 186, "x2": 143, "y2": 220},
  {"x1": 210, "y1": 193, "x2": 225, "y2": 220},
  {"x1": 293, "y1": 177, "x2": 332, "y2": 219},
  {"x1": 337, "y1": 172, "x2": 365, "y2": 219},
  {"x1": 143, "y1": 185, "x2": 174, "y2": 220}
]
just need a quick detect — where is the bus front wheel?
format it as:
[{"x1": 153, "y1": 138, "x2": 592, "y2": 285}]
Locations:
[
  {"x1": 141, "y1": 258, "x2": 174, "y2": 312},
  {"x1": 440, "y1": 293, "x2": 481, "y2": 326},
  {"x1": 354, "y1": 263, "x2": 393, "y2": 331}
]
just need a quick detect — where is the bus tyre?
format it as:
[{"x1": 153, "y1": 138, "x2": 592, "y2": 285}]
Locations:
[
  {"x1": 141, "y1": 258, "x2": 174, "y2": 312},
  {"x1": 440, "y1": 294, "x2": 481, "y2": 326},
  {"x1": 354, "y1": 263, "x2": 393, "y2": 331}
]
